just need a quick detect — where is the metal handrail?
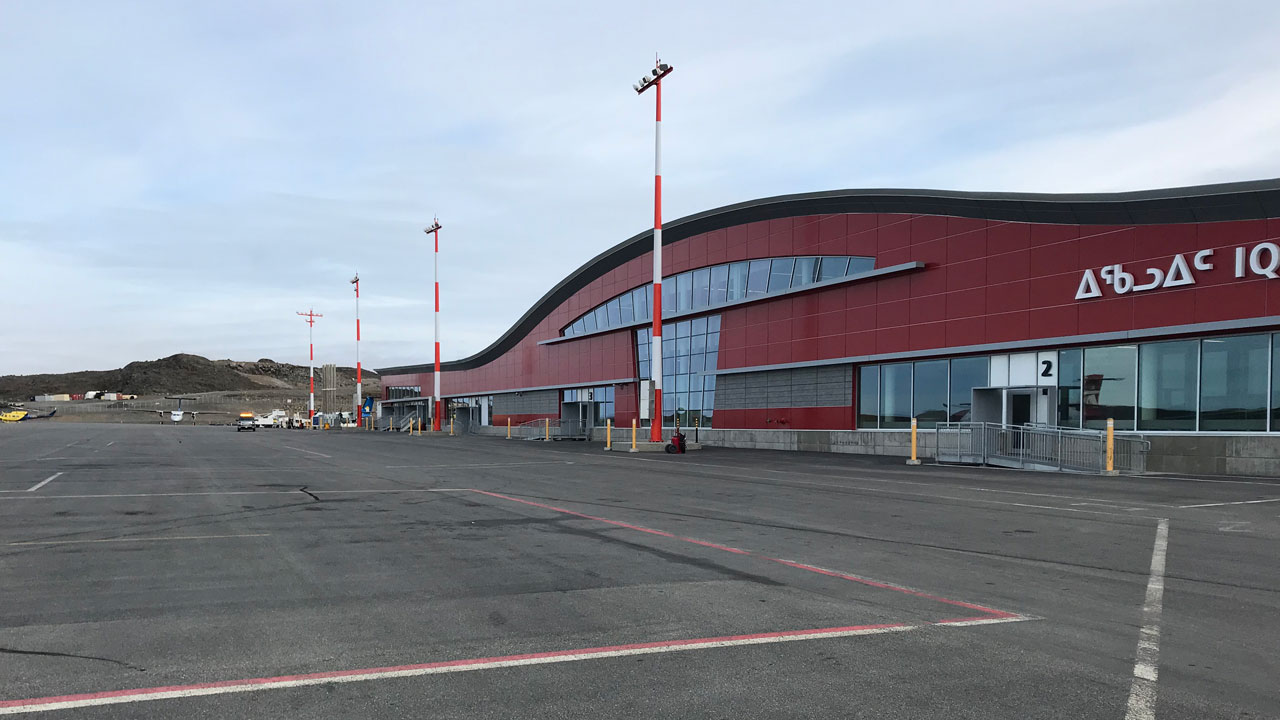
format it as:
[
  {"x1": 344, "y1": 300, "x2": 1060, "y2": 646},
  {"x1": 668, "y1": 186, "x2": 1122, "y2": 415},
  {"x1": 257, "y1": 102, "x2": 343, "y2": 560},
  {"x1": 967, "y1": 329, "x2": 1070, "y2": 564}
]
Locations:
[{"x1": 936, "y1": 421, "x2": 1149, "y2": 474}]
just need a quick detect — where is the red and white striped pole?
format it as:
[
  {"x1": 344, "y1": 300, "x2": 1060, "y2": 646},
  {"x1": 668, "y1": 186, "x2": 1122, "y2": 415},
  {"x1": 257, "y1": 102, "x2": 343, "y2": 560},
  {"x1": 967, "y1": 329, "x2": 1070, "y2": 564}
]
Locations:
[
  {"x1": 636, "y1": 60, "x2": 672, "y2": 443},
  {"x1": 351, "y1": 274, "x2": 361, "y2": 424},
  {"x1": 425, "y1": 219, "x2": 443, "y2": 432},
  {"x1": 296, "y1": 309, "x2": 323, "y2": 424}
]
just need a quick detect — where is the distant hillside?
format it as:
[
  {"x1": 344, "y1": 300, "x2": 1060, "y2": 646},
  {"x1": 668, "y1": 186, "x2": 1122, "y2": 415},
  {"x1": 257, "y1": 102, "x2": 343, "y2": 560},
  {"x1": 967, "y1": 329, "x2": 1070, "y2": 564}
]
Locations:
[{"x1": 0, "y1": 354, "x2": 378, "y2": 400}]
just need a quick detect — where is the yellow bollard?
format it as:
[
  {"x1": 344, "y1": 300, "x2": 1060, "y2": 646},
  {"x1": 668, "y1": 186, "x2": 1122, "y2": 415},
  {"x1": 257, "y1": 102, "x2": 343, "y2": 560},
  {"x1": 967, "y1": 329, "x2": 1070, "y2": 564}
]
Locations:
[
  {"x1": 906, "y1": 417, "x2": 921, "y2": 465},
  {"x1": 507, "y1": 418, "x2": 511, "y2": 439},
  {"x1": 605, "y1": 418, "x2": 612, "y2": 450},
  {"x1": 631, "y1": 419, "x2": 637, "y2": 452},
  {"x1": 450, "y1": 412, "x2": 455, "y2": 436},
  {"x1": 1105, "y1": 418, "x2": 1116, "y2": 475},
  {"x1": 544, "y1": 417, "x2": 550, "y2": 441}
]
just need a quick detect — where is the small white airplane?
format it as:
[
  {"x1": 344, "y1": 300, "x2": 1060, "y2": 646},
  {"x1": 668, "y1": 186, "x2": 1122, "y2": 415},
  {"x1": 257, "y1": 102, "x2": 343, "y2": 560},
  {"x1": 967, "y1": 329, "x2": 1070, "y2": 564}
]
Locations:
[{"x1": 132, "y1": 397, "x2": 227, "y2": 424}]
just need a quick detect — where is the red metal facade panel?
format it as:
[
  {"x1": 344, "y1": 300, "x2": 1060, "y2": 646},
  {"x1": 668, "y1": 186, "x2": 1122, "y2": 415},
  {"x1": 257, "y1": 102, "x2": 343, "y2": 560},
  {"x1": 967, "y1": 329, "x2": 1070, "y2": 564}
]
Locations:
[{"x1": 382, "y1": 212, "x2": 1280, "y2": 430}]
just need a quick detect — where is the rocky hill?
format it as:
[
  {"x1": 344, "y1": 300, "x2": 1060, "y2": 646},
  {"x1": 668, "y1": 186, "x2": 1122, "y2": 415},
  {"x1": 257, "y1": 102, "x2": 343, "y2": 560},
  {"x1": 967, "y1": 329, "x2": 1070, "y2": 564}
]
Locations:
[{"x1": 0, "y1": 354, "x2": 378, "y2": 400}]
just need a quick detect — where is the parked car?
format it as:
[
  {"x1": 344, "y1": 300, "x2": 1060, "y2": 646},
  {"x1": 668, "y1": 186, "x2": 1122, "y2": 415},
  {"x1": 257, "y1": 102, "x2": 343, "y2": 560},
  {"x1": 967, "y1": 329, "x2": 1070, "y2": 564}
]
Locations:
[{"x1": 236, "y1": 412, "x2": 256, "y2": 432}]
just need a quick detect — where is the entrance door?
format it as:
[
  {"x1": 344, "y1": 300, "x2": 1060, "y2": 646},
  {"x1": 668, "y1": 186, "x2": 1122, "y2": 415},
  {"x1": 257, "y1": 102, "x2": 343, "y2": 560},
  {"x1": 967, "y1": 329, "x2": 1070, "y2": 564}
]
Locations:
[{"x1": 1009, "y1": 392, "x2": 1032, "y2": 427}]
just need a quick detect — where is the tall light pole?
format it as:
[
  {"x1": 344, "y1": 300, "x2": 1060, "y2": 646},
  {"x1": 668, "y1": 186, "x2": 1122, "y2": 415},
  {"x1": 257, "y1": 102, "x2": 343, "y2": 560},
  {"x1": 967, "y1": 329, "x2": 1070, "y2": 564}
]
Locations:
[
  {"x1": 424, "y1": 219, "x2": 443, "y2": 432},
  {"x1": 635, "y1": 59, "x2": 673, "y2": 442},
  {"x1": 350, "y1": 273, "x2": 362, "y2": 423},
  {"x1": 296, "y1": 309, "x2": 323, "y2": 423}
]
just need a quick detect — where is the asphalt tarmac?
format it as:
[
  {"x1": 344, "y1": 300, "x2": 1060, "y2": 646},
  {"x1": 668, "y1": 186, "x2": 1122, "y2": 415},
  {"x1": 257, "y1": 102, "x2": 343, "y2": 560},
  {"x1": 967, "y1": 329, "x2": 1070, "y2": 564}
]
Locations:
[{"x1": 0, "y1": 422, "x2": 1276, "y2": 718}]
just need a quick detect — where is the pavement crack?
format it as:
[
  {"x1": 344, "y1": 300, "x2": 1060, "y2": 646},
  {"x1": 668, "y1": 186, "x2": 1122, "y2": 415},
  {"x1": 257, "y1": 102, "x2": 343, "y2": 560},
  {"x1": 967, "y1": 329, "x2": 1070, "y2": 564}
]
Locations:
[
  {"x1": 299, "y1": 486, "x2": 321, "y2": 502},
  {"x1": 0, "y1": 647, "x2": 146, "y2": 672}
]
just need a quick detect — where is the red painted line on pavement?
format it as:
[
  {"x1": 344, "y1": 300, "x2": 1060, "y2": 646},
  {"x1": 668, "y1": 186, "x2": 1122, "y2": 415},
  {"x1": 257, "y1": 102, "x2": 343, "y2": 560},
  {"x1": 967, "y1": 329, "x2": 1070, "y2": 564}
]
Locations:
[{"x1": 472, "y1": 489, "x2": 1017, "y2": 620}]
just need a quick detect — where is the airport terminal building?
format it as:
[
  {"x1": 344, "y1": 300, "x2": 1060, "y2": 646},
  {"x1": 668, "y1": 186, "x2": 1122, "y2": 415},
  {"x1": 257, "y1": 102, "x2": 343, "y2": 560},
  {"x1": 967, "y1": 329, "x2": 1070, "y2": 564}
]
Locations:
[{"x1": 379, "y1": 180, "x2": 1280, "y2": 475}]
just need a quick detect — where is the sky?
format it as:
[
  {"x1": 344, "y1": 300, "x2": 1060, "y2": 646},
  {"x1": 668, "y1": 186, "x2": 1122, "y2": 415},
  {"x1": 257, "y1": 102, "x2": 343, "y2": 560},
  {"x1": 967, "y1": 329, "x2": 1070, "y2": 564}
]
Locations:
[{"x1": 3, "y1": 0, "x2": 1280, "y2": 375}]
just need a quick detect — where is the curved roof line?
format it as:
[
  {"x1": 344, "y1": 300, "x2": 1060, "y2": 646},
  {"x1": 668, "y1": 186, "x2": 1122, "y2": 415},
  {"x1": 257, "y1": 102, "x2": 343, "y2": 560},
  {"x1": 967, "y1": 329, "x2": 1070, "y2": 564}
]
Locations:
[{"x1": 378, "y1": 178, "x2": 1280, "y2": 375}]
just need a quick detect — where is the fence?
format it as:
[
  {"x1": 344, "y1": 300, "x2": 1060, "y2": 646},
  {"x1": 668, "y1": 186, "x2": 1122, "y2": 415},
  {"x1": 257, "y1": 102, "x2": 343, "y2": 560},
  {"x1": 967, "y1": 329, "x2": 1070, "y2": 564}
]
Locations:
[
  {"x1": 507, "y1": 418, "x2": 591, "y2": 441},
  {"x1": 936, "y1": 422, "x2": 1150, "y2": 474}
]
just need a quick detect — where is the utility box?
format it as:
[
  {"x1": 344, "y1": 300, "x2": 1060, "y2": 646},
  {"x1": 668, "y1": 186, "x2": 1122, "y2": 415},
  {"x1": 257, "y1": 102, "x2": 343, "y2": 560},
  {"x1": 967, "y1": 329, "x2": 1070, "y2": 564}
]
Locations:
[{"x1": 639, "y1": 380, "x2": 653, "y2": 420}]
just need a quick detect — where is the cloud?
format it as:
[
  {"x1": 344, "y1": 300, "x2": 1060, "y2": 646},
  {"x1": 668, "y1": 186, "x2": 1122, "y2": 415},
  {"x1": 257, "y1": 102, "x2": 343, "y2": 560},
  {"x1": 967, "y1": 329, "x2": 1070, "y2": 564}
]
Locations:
[{"x1": 3, "y1": 1, "x2": 1280, "y2": 374}]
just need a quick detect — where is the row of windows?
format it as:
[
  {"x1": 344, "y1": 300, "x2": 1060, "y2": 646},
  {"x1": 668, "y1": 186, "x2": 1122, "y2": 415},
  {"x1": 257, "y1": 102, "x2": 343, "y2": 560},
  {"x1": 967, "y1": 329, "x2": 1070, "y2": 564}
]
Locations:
[
  {"x1": 638, "y1": 315, "x2": 721, "y2": 427},
  {"x1": 386, "y1": 386, "x2": 422, "y2": 400},
  {"x1": 563, "y1": 256, "x2": 873, "y2": 337},
  {"x1": 856, "y1": 332, "x2": 1280, "y2": 432},
  {"x1": 857, "y1": 357, "x2": 990, "y2": 429},
  {"x1": 1057, "y1": 333, "x2": 1280, "y2": 432}
]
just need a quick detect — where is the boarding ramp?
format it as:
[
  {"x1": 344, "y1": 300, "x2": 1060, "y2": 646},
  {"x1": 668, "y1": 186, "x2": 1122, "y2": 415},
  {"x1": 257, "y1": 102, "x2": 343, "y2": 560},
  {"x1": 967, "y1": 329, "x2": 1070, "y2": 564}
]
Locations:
[{"x1": 936, "y1": 422, "x2": 1149, "y2": 474}]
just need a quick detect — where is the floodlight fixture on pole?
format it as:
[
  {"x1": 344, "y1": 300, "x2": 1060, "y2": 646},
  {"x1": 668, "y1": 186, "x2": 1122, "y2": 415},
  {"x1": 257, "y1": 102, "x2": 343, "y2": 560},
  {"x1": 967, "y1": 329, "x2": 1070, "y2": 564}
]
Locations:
[
  {"x1": 634, "y1": 59, "x2": 672, "y2": 443},
  {"x1": 424, "y1": 219, "x2": 443, "y2": 432},
  {"x1": 296, "y1": 309, "x2": 323, "y2": 422},
  {"x1": 351, "y1": 273, "x2": 362, "y2": 424}
]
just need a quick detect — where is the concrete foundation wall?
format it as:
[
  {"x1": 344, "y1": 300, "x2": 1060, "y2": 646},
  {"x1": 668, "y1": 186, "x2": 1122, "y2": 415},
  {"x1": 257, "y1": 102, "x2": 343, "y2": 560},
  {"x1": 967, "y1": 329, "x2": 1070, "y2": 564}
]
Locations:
[{"x1": 1144, "y1": 434, "x2": 1280, "y2": 476}]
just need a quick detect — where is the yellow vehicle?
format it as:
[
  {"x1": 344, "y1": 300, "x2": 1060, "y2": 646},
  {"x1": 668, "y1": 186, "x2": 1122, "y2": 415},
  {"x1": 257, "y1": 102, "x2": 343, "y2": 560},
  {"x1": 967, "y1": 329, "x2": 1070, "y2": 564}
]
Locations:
[
  {"x1": 236, "y1": 412, "x2": 257, "y2": 432},
  {"x1": 0, "y1": 408, "x2": 56, "y2": 422}
]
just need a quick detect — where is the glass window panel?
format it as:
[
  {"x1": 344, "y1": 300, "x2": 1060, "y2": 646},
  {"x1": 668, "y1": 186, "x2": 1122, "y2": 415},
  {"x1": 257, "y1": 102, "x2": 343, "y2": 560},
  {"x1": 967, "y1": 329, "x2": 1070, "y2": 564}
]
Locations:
[
  {"x1": 727, "y1": 262, "x2": 750, "y2": 301},
  {"x1": 709, "y1": 265, "x2": 729, "y2": 305},
  {"x1": 618, "y1": 293, "x2": 634, "y2": 324},
  {"x1": 791, "y1": 257, "x2": 818, "y2": 288},
  {"x1": 583, "y1": 312, "x2": 597, "y2": 332},
  {"x1": 857, "y1": 365, "x2": 879, "y2": 429},
  {"x1": 675, "y1": 272, "x2": 692, "y2": 312},
  {"x1": 594, "y1": 306, "x2": 609, "y2": 330},
  {"x1": 1057, "y1": 349, "x2": 1083, "y2": 428},
  {"x1": 948, "y1": 356, "x2": 989, "y2": 422},
  {"x1": 1201, "y1": 334, "x2": 1269, "y2": 431},
  {"x1": 768, "y1": 258, "x2": 795, "y2": 292},
  {"x1": 574, "y1": 318, "x2": 586, "y2": 335},
  {"x1": 563, "y1": 390, "x2": 573, "y2": 402},
  {"x1": 662, "y1": 339, "x2": 675, "y2": 358},
  {"x1": 705, "y1": 351, "x2": 718, "y2": 370},
  {"x1": 676, "y1": 337, "x2": 689, "y2": 356},
  {"x1": 1138, "y1": 340, "x2": 1198, "y2": 431},
  {"x1": 691, "y1": 334, "x2": 706, "y2": 355},
  {"x1": 817, "y1": 256, "x2": 850, "y2": 281},
  {"x1": 638, "y1": 361, "x2": 650, "y2": 379},
  {"x1": 676, "y1": 320, "x2": 691, "y2": 338},
  {"x1": 662, "y1": 322, "x2": 673, "y2": 337},
  {"x1": 676, "y1": 375, "x2": 689, "y2": 393},
  {"x1": 703, "y1": 375, "x2": 717, "y2": 392},
  {"x1": 706, "y1": 332, "x2": 720, "y2": 351},
  {"x1": 663, "y1": 375, "x2": 675, "y2": 392},
  {"x1": 662, "y1": 280, "x2": 676, "y2": 317},
  {"x1": 848, "y1": 256, "x2": 875, "y2": 274},
  {"x1": 637, "y1": 338, "x2": 649, "y2": 361},
  {"x1": 606, "y1": 299, "x2": 621, "y2": 327},
  {"x1": 746, "y1": 259, "x2": 771, "y2": 297},
  {"x1": 880, "y1": 363, "x2": 911, "y2": 429},
  {"x1": 913, "y1": 360, "x2": 948, "y2": 429},
  {"x1": 692, "y1": 268, "x2": 711, "y2": 309},
  {"x1": 688, "y1": 390, "x2": 702, "y2": 410},
  {"x1": 708, "y1": 315, "x2": 721, "y2": 333},
  {"x1": 691, "y1": 316, "x2": 707, "y2": 335},
  {"x1": 633, "y1": 287, "x2": 648, "y2": 320},
  {"x1": 1084, "y1": 345, "x2": 1137, "y2": 431},
  {"x1": 689, "y1": 353, "x2": 705, "y2": 372},
  {"x1": 676, "y1": 355, "x2": 690, "y2": 374},
  {"x1": 646, "y1": 285, "x2": 654, "y2": 319}
]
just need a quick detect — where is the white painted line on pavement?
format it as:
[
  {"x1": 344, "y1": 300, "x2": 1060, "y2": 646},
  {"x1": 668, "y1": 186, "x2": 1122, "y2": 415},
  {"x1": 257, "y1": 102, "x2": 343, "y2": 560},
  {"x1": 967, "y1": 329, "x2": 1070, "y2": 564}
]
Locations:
[
  {"x1": 9, "y1": 534, "x2": 270, "y2": 546},
  {"x1": 1124, "y1": 518, "x2": 1169, "y2": 720},
  {"x1": 26, "y1": 473, "x2": 62, "y2": 492},
  {"x1": 0, "y1": 488, "x2": 469, "y2": 500},
  {"x1": 0, "y1": 617, "x2": 1032, "y2": 715},
  {"x1": 280, "y1": 445, "x2": 331, "y2": 458},
  {"x1": 1179, "y1": 497, "x2": 1280, "y2": 508}
]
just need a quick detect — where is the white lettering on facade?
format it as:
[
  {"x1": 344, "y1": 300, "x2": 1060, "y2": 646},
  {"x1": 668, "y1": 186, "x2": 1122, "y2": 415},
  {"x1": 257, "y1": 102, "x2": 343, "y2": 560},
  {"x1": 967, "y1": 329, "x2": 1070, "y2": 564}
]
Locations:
[{"x1": 1075, "y1": 243, "x2": 1280, "y2": 301}]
